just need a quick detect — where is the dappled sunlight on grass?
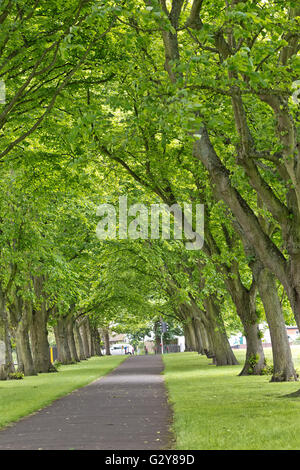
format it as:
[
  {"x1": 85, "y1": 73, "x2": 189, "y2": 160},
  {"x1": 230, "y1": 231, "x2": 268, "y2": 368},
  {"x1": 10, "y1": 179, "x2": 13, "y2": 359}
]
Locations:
[{"x1": 163, "y1": 351, "x2": 300, "y2": 450}]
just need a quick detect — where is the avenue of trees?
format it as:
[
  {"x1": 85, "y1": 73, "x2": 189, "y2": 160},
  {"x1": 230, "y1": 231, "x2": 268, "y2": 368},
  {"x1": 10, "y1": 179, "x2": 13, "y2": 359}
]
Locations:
[{"x1": 0, "y1": 0, "x2": 299, "y2": 383}]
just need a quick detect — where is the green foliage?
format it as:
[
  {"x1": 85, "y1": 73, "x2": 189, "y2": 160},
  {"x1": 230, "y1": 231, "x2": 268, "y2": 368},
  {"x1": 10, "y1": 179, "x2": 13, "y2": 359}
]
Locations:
[
  {"x1": 261, "y1": 360, "x2": 275, "y2": 376},
  {"x1": 247, "y1": 353, "x2": 260, "y2": 375},
  {"x1": 8, "y1": 372, "x2": 24, "y2": 380},
  {"x1": 0, "y1": 0, "x2": 298, "y2": 374}
]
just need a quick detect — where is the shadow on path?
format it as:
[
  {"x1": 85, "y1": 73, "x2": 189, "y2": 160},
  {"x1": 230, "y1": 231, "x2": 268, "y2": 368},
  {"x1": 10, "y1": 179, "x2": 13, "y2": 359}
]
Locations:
[{"x1": 0, "y1": 355, "x2": 173, "y2": 450}]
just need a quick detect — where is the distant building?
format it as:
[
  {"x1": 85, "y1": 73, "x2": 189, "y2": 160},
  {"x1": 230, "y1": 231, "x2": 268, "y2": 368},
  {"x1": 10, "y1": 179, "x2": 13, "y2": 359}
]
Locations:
[
  {"x1": 229, "y1": 324, "x2": 299, "y2": 349},
  {"x1": 109, "y1": 333, "x2": 128, "y2": 345},
  {"x1": 286, "y1": 326, "x2": 299, "y2": 341}
]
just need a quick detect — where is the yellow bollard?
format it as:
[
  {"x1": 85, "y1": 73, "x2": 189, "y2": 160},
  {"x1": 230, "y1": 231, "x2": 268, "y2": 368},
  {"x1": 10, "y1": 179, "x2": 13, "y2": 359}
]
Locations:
[{"x1": 50, "y1": 347, "x2": 54, "y2": 364}]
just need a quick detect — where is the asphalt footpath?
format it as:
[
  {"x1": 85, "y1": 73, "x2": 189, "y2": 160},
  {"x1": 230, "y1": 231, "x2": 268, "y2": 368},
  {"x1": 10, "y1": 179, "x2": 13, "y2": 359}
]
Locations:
[{"x1": 0, "y1": 355, "x2": 173, "y2": 450}]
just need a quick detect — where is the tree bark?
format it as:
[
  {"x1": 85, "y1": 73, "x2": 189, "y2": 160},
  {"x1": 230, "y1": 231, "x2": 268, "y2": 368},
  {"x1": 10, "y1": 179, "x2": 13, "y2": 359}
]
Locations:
[
  {"x1": 30, "y1": 277, "x2": 55, "y2": 373},
  {"x1": 89, "y1": 321, "x2": 95, "y2": 357},
  {"x1": 186, "y1": 320, "x2": 198, "y2": 352},
  {"x1": 0, "y1": 287, "x2": 15, "y2": 375},
  {"x1": 74, "y1": 320, "x2": 86, "y2": 360},
  {"x1": 16, "y1": 321, "x2": 36, "y2": 376},
  {"x1": 30, "y1": 308, "x2": 53, "y2": 373},
  {"x1": 183, "y1": 323, "x2": 193, "y2": 351},
  {"x1": 91, "y1": 325, "x2": 103, "y2": 356},
  {"x1": 15, "y1": 342, "x2": 24, "y2": 374},
  {"x1": 103, "y1": 328, "x2": 111, "y2": 356},
  {"x1": 238, "y1": 322, "x2": 266, "y2": 376},
  {"x1": 67, "y1": 316, "x2": 80, "y2": 363},
  {"x1": 192, "y1": 317, "x2": 205, "y2": 354},
  {"x1": 204, "y1": 297, "x2": 239, "y2": 366},
  {"x1": 256, "y1": 267, "x2": 297, "y2": 382},
  {"x1": 80, "y1": 319, "x2": 91, "y2": 358},
  {"x1": 225, "y1": 274, "x2": 266, "y2": 375},
  {"x1": 54, "y1": 316, "x2": 73, "y2": 365},
  {"x1": 13, "y1": 300, "x2": 36, "y2": 376}
]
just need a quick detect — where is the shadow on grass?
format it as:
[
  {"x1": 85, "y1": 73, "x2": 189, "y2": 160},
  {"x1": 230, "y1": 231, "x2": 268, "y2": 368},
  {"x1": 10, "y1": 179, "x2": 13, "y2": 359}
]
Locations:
[{"x1": 282, "y1": 388, "x2": 300, "y2": 398}]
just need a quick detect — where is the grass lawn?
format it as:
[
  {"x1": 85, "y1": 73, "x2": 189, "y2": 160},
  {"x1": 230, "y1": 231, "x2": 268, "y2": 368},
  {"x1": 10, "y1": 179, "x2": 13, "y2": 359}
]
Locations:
[
  {"x1": 162, "y1": 347, "x2": 300, "y2": 450},
  {"x1": 0, "y1": 355, "x2": 126, "y2": 430}
]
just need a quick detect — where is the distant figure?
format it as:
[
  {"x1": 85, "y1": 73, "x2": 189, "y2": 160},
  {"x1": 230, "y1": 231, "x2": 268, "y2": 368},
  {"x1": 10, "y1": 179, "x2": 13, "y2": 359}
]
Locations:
[{"x1": 145, "y1": 347, "x2": 148, "y2": 355}]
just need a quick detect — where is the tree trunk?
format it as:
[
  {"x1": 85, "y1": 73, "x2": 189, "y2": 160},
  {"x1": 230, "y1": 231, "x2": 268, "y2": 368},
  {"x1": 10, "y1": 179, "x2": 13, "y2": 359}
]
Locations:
[
  {"x1": 257, "y1": 267, "x2": 297, "y2": 382},
  {"x1": 30, "y1": 277, "x2": 55, "y2": 373},
  {"x1": 204, "y1": 297, "x2": 239, "y2": 366},
  {"x1": 91, "y1": 326, "x2": 103, "y2": 356},
  {"x1": 186, "y1": 320, "x2": 198, "y2": 351},
  {"x1": 15, "y1": 342, "x2": 24, "y2": 374},
  {"x1": 86, "y1": 320, "x2": 94, "y2": 356},
  {"x1": 103, "y1": 328, "x2": 111, "y2": 356},
  {"x1": 67, "y1": 316, "x2": 79, "y2": 363},
  {"x1": 16, "y1": 323, "x2": 36, "y2": 376},
  {"x1": 89, "y1": 324, "x2": 95, "y2": 357},
  {"x1": 0, "y1": 288, "x2": 15, "y2": 375},
  {"x1": 183, "y1": 323, "x2": 193, "y2": 352},
  {"x1": 74, "y1": 321, "x2": 86, "y2": 360},
  {"x1": 15, "y1": 301, "x2": 36, "y2": 376},
  {"x1": 199, "y1": 320, "x2": 215, "y2": 359},
  {"x1": 30, "y1": 308, "x2": 53, "y2": 373},
  {"x1": 238, "y1": 322, "x2": 266, "y2": 376},
  {"x1": 54, "y1": 316, "x2": 73, "y2": 365},
  {"x1": 0, "y1": 365, "x2": 8, "y2": 380},
  {"x1": 80, "y1": 320, "x2": 91, "y2": 358},
  {"x1": 192, "y1": 317, "x2": 205, "y2": 354},
  {"x1": 226, "y1": 278, "x2": 266, "y2": 376}
]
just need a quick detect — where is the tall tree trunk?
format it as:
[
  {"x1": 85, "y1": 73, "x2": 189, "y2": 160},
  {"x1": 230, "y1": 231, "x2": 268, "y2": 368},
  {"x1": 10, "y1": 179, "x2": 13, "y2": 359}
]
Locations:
[
  {"x1": 192, "y1": 317, "x2": 205, "y2": 354},
  {"x1": 239, "y1": 322, "x2": 266, "y2": 376},
  {"x1": 15, "y1": 342, "x2": 24, "y2": 374},
  {"x1": 226, "y1": 277, "x2": 266, "y2": 376},
  {"x1": 74, "y1": 321, "x2": 86, "y2": 360},
  {"x1": 16, "y1": 317, "x2": 36, "y2": 376},
  {"x1": 103, "y1": 328, "x2": 111, "y2": 356},
  {"x1": 256, "y1": 267, "x2": 297, "y2": 382},
  {"x1": 204, "y1": 297, "x2": 239, "y2": 366},
  {"x1": 14, "y1": 301, "x2": 36, "y2": 376},
  {"x1": 0, "y1": 288, "x2": 15, "y2": 375},
  {"x1": 30, "y1": 308, "x2": 53, "y2": 373},
  {"x1": 183, "y1": 323, "x2": 193, "y2": 352},
  {"x1": 89, "y1": 321, "x2": 95, "y2": 357},
  {"x1": 54, "y1": 316, "x2": 73, "y2": 365},
  {"x1": 91, "y1": 325, "x2": 103, "y2": 356},
  {"x1": 80, "y1": 319, "x2": 91, "y2": 358},
  {"x1": 30, "y1": 277, "x2": 55, "y2": 373},
  {"x1": 186, "y1": 320, "x2": 198, "y2": 352},
  {"x1": 86, "y1": 320, "x2": 94, "y2": 356},
  {"x1": 67, "y1": 316, "x2": 79, "y2": 363},
  {"x1": 198, "y1": 319, "x2": 213, "y2": 357}
]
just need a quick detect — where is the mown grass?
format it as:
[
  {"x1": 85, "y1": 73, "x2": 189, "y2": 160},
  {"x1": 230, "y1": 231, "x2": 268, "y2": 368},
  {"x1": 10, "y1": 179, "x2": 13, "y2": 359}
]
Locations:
[
  {"x1": 162, "y1": 347, "x2": 300, "y2": 450},
  {"x1": 0, "y1": 355, "x2": 126, "y2": 430}
]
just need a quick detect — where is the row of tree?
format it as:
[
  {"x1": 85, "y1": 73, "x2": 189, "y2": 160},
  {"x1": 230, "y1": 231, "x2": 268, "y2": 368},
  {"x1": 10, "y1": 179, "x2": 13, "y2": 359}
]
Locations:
[{"x1": 0, "y1": 0, "x2": 299, "y2": 384}]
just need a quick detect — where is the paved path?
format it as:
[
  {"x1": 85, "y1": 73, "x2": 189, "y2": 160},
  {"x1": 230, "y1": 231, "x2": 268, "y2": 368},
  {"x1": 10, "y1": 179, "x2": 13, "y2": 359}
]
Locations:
[{"x1": 0, "y1": 355, "x2": 173, "y2": 450}]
